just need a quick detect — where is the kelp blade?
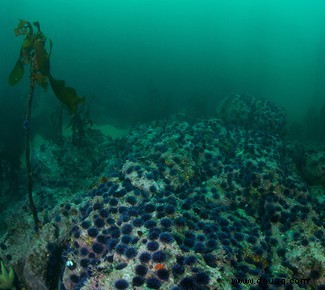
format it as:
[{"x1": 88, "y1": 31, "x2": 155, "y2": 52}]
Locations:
[
  {"x1": 34, "y1": 40, "x2": 50, "y2": 75},
  {"x1": 8, "y1": 59, "x2": 24, "y2": 86},
  {"x1": 49, "y1": 75, "x2": 85, "y2": 113}
]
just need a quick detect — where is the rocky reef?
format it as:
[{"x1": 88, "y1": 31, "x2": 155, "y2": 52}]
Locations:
[{"x1": 0, "y1": 94, "x2": 324, "y2": 290}]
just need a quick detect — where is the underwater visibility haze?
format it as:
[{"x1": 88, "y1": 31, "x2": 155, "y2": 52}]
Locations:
[{"x1": 0, "y1": 1, "x2": 324, "y2": 289}]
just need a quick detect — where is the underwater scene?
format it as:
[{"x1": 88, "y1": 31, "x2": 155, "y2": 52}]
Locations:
[{"x1": 0, "y1": 1, "x2": 324, "y2": 289}]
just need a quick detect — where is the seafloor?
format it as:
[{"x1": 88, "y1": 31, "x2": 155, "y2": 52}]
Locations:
[{"x1": 0, "y1": 94, "x2": 324, "y2": 290}]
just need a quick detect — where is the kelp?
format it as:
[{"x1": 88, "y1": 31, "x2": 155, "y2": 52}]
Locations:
[
  {"x1": 8, "y1": 20, "x2": 86, "y2": 231},
  {"x1": 49, "y1": 75, "x2": 85, "y2": 113},
  {"x1": 8, "y1": 59, "x2": 24, "y2": 86},
  {"x1": 9, "y1": 19, "x2": 84, "y2": 113}
]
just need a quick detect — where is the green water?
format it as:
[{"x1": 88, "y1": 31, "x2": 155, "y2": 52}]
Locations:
[{"x1": 1, "y1": 0, "x2": 325, "y2": 124}]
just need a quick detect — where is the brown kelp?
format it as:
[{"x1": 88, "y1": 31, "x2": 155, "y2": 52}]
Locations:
[
  {"x1": 9, "y1": 19, "x2": 85, "y2": 112},
  {"x1": 8, "y1": 19, "x2": 85, "y2": 231}
]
